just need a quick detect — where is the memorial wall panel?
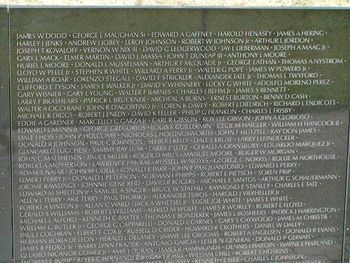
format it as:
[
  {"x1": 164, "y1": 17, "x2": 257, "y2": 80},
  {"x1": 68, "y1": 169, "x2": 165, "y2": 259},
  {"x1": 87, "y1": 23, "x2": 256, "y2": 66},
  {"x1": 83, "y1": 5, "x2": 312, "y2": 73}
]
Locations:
[
  {"x1": 1, "y1": 7, "x2": 350, "y2": 263},
  {"x1": 0, "y1": 7, "x2": 12, "y2": 263}
]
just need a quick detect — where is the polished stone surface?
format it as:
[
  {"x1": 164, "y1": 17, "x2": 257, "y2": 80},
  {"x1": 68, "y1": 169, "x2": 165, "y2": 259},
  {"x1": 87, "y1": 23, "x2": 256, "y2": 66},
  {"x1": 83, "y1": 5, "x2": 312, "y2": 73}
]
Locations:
[{"x1": 2, "y1": 7, "x2": 350, "y2": 263}]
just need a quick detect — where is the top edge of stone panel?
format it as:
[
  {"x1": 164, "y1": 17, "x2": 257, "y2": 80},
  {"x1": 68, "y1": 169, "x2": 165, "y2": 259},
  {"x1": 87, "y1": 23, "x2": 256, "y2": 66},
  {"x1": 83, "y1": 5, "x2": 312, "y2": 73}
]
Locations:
[{"x1": 4, "y1": 0, "x2": 350, "y2": 7}]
